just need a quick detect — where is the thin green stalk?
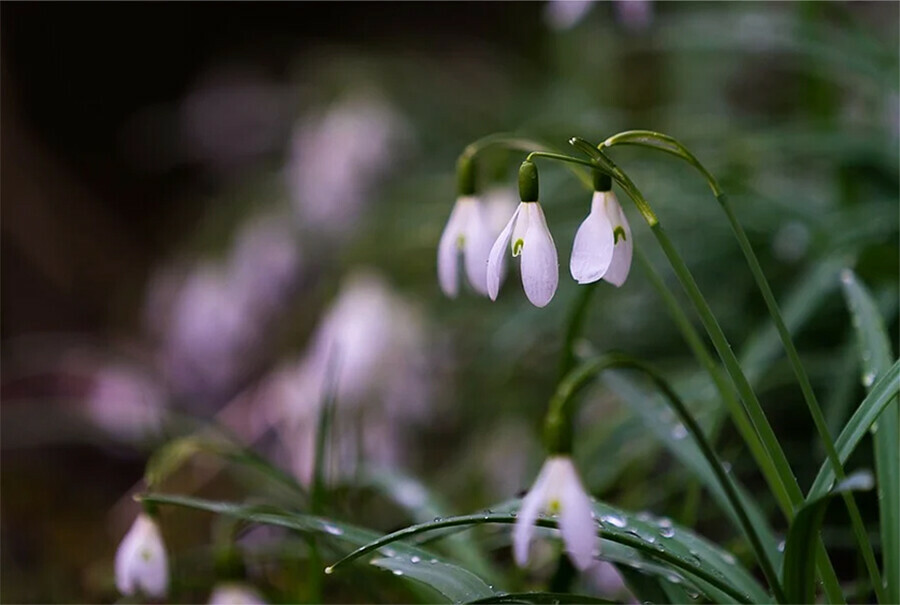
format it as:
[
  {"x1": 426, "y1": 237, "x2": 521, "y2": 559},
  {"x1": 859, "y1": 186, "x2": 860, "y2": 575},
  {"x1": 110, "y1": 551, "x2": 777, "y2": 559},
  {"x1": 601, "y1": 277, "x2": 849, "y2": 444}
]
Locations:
[
  {"x1": 601, "y1": 130, "x2": 881, "y2": 601},
  {"x1": 717, "y1": 193, "x2": 886, "y2": 603},
  {"x1": 636, "y1": 251, "x2": 773, "y2": 484},
  {"x1": 558, "y1": 281, "x2": 599, "y2": 380},
  {"x1": 547, "y1": 353, "x2": 785, "y2": 602}
]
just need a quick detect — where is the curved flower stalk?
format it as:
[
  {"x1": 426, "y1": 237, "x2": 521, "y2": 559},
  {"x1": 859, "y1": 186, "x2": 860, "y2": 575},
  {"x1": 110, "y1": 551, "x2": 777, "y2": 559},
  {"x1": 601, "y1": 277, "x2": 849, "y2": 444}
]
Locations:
[
  {"x1": 570, "y1": 175, "x2": 633, "y2": 287},
  {"x1": 487, "y1": 161, "x2": 559, "y2": 307},
  {"x1": 513, "y1": 456, "x2": 597, "y2": 570},
  {"x1": 115, "y1": 513, "x2": 169, "y2": 598}
]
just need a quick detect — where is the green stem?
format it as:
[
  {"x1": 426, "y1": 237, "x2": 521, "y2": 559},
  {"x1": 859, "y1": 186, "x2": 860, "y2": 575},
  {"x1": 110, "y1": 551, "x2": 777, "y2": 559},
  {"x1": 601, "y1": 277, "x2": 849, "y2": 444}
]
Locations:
[
  {"x1": 542, "y1": 352, "x2": 785, "y2": 601},
  {"x1": 603, "y1": 129, "x2": 881, "y2": 602},
  {"x1": 558, "y1": 281, "x2": 599, "y2": 380},
  {"x1": 525, "y1": 150, "x2": 599, "y2": 170},
  {"x1": 717, "y1": 193, "x2": 886, "y2": 604},
  {"x1": 635, "y1": 250, "x2": 778, "y2": 511}
]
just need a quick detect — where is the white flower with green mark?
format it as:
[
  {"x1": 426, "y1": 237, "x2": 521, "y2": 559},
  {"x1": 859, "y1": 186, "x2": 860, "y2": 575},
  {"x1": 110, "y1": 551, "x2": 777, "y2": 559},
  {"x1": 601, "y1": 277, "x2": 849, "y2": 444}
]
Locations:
[
  {"x1": 570, "y1": 190, "x2": 633, "y2": 286},
  {"x1": 514, "y1": 456, "x2": 597, "y2": 570},
  {"x1": 115, "y1": 513, "x2": 169, "y2": 598},
  {"x1": 487, "y1": 202, "x2": 558, "y2": 307},
  {"x1": 438, "y1": 196, "x2": 493, "y2": 297}
]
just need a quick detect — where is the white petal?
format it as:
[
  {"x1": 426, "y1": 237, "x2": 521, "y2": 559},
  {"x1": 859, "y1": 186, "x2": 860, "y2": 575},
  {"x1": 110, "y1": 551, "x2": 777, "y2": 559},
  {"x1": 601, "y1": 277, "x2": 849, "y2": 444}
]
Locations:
[
  {"x1": 437, "y1": 200, "x2": 466, "y2": 297},
  {"x1": 570, "y1": 192, "x2": 615, "y2": 284},
  {"x1": 463, "y1": 200, "x2": 493, "y2": 296},
  {"x1": 520, "y1": 203, "x2": 558, "y2": 307},
  {"x1": 602, "y1": 194, "x2": 633, "y2": 288},
  {"x1": 513, "y1": 461, "x2": 554, "y2": 567},
  {"x1": 557, "y1": 461, "x2": 598, "y2": 570},
  {"x1": 209, "y1": 583, "x2": 267, "y2": 605},
  {"x1": 115, "y1": 514, "x2": 169, "y2": 598},
  {"x1": 487, "y1": 204, "x2": 522, "y2": 301}
]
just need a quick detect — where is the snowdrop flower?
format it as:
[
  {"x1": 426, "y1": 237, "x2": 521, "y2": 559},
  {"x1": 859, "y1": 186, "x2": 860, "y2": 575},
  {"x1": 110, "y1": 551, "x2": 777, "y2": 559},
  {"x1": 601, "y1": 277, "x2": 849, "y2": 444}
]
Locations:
[
  {"x1": 514, "y1": 456, "x2": 597, "y2": 570},
  {"x1": 437, "y1": 195, "x2": 493, "y2": 297},
  {"x1": 570, "y1": 185, "x2": 633, "y2": 287},
  {"x1": 544, "y1": 0, "x2": 596, "y2": 30},
  {"x1": 115, "y1": 513, "x2": 169, "y2": 598},
  {"x1": 208, "y1": 583, "x2": 267, "y2": 605},
  {"x1": 487, "y1": 161, "x2": 558, "y2": 307}
]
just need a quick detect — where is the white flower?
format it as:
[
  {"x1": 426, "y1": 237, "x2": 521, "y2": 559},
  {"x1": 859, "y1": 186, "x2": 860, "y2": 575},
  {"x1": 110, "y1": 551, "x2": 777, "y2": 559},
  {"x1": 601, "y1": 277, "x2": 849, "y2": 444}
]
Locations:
[
  {"x1": 115, "y1": 513, "x2": 169, "y2": 598},
  {"x1": 487, "y1": 202, "x2": 559, "y2": 307},
  {"x1": 208, "y1": 582, "x2": 267, "y2": 605},
  {"x1": 570, "y1": 191, "x2": 633, "y2": 287},
  {"x1": 513, "y1": 456, "x2": 597, "y2": 570},
  {"x1": 437, "y1": 195, "x2": 493, "y2": 297}
]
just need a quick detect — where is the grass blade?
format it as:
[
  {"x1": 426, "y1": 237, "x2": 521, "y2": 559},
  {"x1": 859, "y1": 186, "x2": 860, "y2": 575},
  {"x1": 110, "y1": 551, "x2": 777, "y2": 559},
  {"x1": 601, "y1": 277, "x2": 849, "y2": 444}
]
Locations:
[
  {"x1": 783, "y1": 472, "x2": 875, "y2": 603},
  {"x1": 841, "y1": 270, "x2": 899, "y2": 604}
]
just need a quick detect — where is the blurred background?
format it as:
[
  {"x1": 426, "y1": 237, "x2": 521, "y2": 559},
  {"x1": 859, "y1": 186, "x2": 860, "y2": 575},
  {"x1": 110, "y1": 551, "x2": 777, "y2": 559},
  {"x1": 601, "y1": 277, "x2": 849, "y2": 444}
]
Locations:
[{"x1": 1, "y1": 2, "x2": 897, "y2": 603}]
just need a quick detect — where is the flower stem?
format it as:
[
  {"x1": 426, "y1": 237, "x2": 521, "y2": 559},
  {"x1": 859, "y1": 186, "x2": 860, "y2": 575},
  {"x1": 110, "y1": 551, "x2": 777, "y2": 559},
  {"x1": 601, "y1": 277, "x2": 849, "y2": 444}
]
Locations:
[
  {"x1": 547, "y1": 353, "x2": 786, "y2": 603},
  {"x1": 603, "y1": 129, "x2": 883, "y2": 602}
]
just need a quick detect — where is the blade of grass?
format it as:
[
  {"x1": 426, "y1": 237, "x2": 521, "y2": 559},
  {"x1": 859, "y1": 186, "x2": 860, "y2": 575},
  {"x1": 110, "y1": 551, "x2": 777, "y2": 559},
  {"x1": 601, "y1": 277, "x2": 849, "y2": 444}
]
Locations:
[{"x1": 841, "y1": 270, "x2": 899, "y2": 604}]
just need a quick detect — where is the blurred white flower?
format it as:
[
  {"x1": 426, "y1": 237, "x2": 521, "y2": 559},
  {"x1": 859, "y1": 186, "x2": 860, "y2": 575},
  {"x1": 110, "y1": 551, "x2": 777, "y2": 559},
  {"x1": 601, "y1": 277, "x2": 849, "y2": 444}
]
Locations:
[
  {"x1": 437, "y1": 195, "x2": 493, "y2": 297},
  {"x1": 115, "y1": 513, "x2": 169, "y2": 598},
  {"x1": 514, "y1": 456, "x2": 597, "y2": 571},
  {"x1": 208, "y1": 582, "x2": 267, "y2": 605},
  {"x1": 570, "y1": 190, "x2": 633, "y2": 287},
  {"x1": 488, "y1": 202, "x2": 559, "y2": 307},
  {"x1": 286, "y1": 96, "x2": 410, "y2": 236},
  {"x1": 86, "y1": 365, "x2": 165, "y2": 441},
  {"x1": 148, "y1": 211, "x2": 302, "y2": 401},
  {"x1": 266, "y1": 271, "x2": 431, "y2": 484},
  {"x1": 545, "y1": 0, "x2": 596, "y2": 30},
  {"x1": 180, "y1": 67, "x2": 288, "y2": 170},
  {"x1": 483, "y1": 186, "x2": 520, "y2": 234},
  {"x1": 613, "y1": 0, "x2": 653, "y2": 32}
]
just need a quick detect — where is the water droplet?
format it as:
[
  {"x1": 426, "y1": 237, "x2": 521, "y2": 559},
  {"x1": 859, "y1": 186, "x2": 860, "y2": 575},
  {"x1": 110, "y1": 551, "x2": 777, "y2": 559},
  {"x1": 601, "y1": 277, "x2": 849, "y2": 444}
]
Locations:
[
  {"x1": 722, "y1": 462, "x2": 732, "y2": 474},
  {"x1": 433, "y1": 517, "x2": 442, "y2": 522},
  {"x1": 666, "y1": 573, "x2": 683, "y2": 584},
  {"x1": 324, "y1": 566, "x2": 334, "y2": 575},
  {"x1": 392, "y1": 570, "x2": 404, "y2": 576},
  {"x1": 688, "y1": 591, "x2": 701, "y2": 600},
  {"x1": 430, "y1": 558, "x2": 438, "y2": 564},
  {"x1": 601, "y1": 514, "x2": 627, "y2": 528},
  {"x1": 863, "y1": 371, "x2": 876, "y2": 387},
  {"x1": 722, "y1": 552, "x2": 736, "y2": 565},
  {"x1": 671, "y1": 424, "x2": 688, "y2": 440},
  {"x1": 382, "y1": 548, "x2": 396, "y2": 557},
  {"x1": 410, "y1": 556, "x2": 421, "y2": 564},
  {"x1": 870, "y1": 422, "x2": 879, "y2": 435},
  {"x1": 777, "y1": 540, "x2": 786, "y2": 552},
  {"x1": 323, "y1": 523, "x2": 343, "y2": 536},
  {"x1": 659, "y1": 526, "x2": 675, "y2": 538}
]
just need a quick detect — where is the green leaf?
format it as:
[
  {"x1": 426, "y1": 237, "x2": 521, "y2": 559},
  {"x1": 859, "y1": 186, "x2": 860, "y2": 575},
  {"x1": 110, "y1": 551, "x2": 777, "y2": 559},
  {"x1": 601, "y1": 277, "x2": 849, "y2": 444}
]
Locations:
[
  {"x1": 783, "y1": 472, "x2": 875, "y2": 604},
  {"x1": 371, "y1": 556, "x2": 495, "y2": 603},
  {"x1": 618, "y1": 564, "x2": 693, "y2": 604},
  {"x1": 807, "y1": 359, "x2": 900, "y2": 499},
  {"x1": 841, "y1": 270, "x2": 899, "y2": 604},
  {"x1": 327, "y1": 499, "x2": 769, "y2": 604},
  {"x1": 467, "y1": 592, "x2": 617, "y2": 604},
  {"x1": 140, "y1": 493, "x2": 501, "y2": 604}
]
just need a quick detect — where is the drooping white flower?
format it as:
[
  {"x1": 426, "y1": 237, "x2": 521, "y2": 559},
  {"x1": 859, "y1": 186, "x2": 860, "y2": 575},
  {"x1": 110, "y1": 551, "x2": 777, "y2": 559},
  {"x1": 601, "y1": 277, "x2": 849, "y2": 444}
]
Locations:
[
  {"x1": 513, "y1": 456, "x2": 597, "y2": 571},
  {"x1": 208, "y1": 582, "x2": 267, "y2": 605},
  {"x1": 115, "y1": 513, "x2": 169, "y2": 598},
  {"x1": 437, "y1": 196, "x2": 493, "y2": 297},
  {"x1": 544, "y1": 0, "x2": 596, "y2": 30},
  {"x1": 487, "y1": 202, "x2": 559, "y2": 307},
  {"x1": 570, "y1": 190, "x2": 633, "y2": 287}
]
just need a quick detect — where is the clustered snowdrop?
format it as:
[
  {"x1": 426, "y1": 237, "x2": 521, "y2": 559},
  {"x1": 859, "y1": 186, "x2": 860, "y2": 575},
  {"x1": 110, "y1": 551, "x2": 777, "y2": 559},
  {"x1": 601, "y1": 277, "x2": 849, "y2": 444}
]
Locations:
[
  {"x1": 570, "y1": 173, "x2": 633, "y2": 286},
  {"x1": 115, "y1": 513, "x2": 169, "y2": 598},
  {"x1": 514, "y1": 455, "x2": 597, "y2": 570},
  {"x1": 438, "y1": 158, "x2": 633, "y2": 307}
]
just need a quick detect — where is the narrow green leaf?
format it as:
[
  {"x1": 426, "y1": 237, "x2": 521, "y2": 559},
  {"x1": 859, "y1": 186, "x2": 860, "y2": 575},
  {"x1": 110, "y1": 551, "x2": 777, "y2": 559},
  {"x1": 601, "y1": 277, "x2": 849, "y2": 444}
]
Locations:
[
  {"x1": 467, "y1": 592, "x2": 616, "y2": 604},
  {"x1": 783, "y1": 472, "x2": 875, "y2": 603},
  {"x1": 327, "y1": 499, "x2": 769, "y2": 604},
  {"x1": 140, "y1": 493, "x2": 501, "y2": 603},
  {"x1": 371, "y1": 556, "x2": 494, "y2": 604},
  {"x1": 841, "y1": 270, "x2": 899, "y2": 604},
  {"x1": 808, "y1": 360, "x2": 900, "y2": 499}
]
